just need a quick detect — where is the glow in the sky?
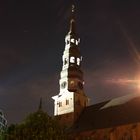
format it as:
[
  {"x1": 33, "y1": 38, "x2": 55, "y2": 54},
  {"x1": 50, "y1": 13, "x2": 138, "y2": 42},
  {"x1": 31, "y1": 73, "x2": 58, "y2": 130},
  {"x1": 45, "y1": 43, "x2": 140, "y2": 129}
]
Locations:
[
  {"x1": 119, "y1": 21, "x2": 140, "y2": 66},
  {"x1": 106, "y1": 76, "x2": 140, "y2": 91},
  {"x1": 107, "y1": 22, "x2": 140, "y2": 92}
]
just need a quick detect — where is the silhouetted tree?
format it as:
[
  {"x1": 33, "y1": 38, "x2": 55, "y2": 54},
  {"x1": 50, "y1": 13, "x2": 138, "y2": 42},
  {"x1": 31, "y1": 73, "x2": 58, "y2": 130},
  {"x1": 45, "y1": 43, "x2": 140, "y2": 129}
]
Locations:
[{"x1": 7, "y1": 99, "x2": 67, "y2": 140}]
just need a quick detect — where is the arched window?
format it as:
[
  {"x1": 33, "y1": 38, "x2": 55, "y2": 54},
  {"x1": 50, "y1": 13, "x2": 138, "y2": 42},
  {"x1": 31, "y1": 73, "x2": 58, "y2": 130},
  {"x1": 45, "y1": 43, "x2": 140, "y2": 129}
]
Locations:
[
  {"x1": 76, "y1": 40, "x2": 78, "y2": 45},
  {"x1": 70, "y1": 56, "x2": 75, "y2": 63},
  {"x1": 70, "y1": 38, "x2": 75, "y2": 43},
  {"x1": 66, "y1": 100, "x2": 69, "y2": 105},
  {"x1": 64, "y1": 58, "x2": 68, "y2": 65},
  {"x1": 77, "y1": 58, "x2": 80, "y2": 65},
  {"x1": 58, "y1": 102, "x2": 62, "y2": 107},
  {"x1": 67, "y1": 40, "x2": 70, "y2": 45}
]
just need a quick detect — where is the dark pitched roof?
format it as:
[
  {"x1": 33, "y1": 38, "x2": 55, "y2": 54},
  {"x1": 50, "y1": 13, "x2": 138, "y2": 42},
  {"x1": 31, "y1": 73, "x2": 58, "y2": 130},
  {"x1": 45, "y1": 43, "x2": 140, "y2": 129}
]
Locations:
[{"x1": 71, "y1": 93, "x2": 140, "y2": 133}]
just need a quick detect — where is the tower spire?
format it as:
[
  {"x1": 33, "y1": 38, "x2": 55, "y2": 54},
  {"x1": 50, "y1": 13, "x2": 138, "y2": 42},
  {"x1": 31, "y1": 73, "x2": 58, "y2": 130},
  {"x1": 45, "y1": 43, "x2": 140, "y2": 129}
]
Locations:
[
  {"x1": 38, "y1": 97, "x2": 42, "y2": 111},
  {"x1": 69, "y1": 4, "x2": 76, "y2": 34},
  {"x1": 52, "y1": 4, "x2": 89, "y2": 127},
  {"x1": 71, "y1": 4, "x2": 75, "y2": 19}
]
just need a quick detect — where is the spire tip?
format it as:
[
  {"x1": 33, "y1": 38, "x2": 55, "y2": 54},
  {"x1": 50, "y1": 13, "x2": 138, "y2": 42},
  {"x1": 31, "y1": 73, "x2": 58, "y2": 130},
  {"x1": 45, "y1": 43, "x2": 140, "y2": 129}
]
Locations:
[
  {"x1": 72, "y1": 4, "x2": 75, "y2": 13},
  {"x1": 39, "y1": 97, "x2": 42, "y2": 110}
]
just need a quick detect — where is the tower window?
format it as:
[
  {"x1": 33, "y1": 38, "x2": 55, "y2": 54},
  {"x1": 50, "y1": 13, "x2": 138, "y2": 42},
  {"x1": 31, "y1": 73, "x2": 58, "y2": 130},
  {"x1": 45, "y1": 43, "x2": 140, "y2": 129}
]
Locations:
[
  {"x1": 64, "y1": 58, "x2": 68, "y2": 65},
  {"x1": 71, "y1": 38, "x2": 75, "y2": 43},
  {"x1": 58, "y1": 102, "x2": 62, "y2": 107},
  {"x1": 61, "y1": 81, "x2": 67, "y2": 89},
  {"x1": 76, "y1": 40, "x2": 78, "y2": 45},
  {"x1": 70, "y1": 56, "x2": 75, "y2": 63},
  {"x1": 67, "y1": 40, "x2": 70, "y2": 45},
  {"x1": 66, "y1": 99, "x2": 69, "y2": 105},
  {"x1": 77, "y1": 58, "x2": 80, "y2": 65}
]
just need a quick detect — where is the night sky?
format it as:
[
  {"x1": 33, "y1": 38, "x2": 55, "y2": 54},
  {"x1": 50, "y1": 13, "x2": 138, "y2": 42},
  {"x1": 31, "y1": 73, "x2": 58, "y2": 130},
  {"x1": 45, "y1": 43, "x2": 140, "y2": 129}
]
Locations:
[{"x1": 0, "y1": 0, "x2": 140, "y2": 124}]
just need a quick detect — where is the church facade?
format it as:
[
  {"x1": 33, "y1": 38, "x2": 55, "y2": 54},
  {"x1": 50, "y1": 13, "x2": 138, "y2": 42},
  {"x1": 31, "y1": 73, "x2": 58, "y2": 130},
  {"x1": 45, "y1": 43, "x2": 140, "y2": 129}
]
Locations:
[{"x1": 52, "y1": 5, "x2": 140, "y2": 140}]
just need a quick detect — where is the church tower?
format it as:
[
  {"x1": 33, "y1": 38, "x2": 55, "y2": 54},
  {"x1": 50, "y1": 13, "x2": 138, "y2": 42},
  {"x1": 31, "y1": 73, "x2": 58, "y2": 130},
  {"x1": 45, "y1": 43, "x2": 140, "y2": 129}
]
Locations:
[{"x1": 52, "y1": 5, "x2": 89, "y2": 127}]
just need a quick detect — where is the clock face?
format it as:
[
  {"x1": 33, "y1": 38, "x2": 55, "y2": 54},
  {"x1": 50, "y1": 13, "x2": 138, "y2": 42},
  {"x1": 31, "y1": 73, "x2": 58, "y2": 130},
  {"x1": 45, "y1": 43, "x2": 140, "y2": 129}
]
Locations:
[
  {"x1": 70, "y1": 80, "x2": 75, "y2": 86},
  {"x1": 61, "y1": 81, "x2": 67, "y2": 89}
]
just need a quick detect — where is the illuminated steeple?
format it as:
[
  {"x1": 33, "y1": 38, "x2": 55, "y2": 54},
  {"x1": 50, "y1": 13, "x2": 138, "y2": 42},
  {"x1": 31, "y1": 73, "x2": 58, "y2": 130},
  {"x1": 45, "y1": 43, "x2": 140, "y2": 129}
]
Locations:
[
  {"x1": 52, "y1": 5, "x2": 89, "y2": 127},
  {"x1": 61, "y1": 4, "x2": 83, "y2": 92}
]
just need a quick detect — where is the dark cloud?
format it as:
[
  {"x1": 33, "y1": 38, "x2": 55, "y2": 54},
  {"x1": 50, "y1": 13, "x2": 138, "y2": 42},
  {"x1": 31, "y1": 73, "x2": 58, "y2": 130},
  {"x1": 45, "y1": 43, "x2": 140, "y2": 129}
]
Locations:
[{"x1": 0, "y1": 74, "x2": 58, "y2": 124}]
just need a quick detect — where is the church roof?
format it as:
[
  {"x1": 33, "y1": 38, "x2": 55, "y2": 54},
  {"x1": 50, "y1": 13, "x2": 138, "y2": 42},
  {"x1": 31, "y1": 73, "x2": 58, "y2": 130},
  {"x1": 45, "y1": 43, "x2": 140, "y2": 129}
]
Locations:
[{"x1": 71, "y1": 93, "x2": 140, "y2": 133}]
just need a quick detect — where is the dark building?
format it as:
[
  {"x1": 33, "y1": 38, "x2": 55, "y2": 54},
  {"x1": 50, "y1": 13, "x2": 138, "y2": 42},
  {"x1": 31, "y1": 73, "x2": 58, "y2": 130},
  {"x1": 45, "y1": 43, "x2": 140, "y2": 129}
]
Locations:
[
  {"x1": 0, "y1": 110, "x2": 7, "y2": 131},
  {"x1": 70, "y1": 93, "x2": 140, "y2": 139},
  {"x1": 0, "y1": 109, "x2": 7, "y2": 139},
  {"x1": 52, "y1": 5, "x2": 140, "y2": 140}
]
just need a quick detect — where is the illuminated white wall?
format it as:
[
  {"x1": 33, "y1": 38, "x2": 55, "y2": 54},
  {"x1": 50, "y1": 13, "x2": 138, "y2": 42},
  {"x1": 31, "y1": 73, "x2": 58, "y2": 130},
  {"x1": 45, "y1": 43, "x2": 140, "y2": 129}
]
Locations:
[{"x1": 52, "y1": 91, "x2": 74, "y2": 116}]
